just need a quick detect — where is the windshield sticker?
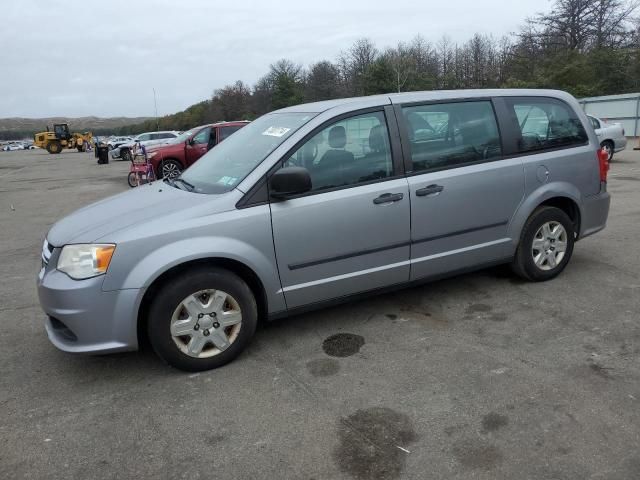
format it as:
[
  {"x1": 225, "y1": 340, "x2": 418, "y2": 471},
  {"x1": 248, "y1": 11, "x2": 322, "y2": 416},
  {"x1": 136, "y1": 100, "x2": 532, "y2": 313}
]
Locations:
[
  {"x1": 262, "y1": 126, "x2": 290, "y2": 137},
  {"x1": 217, "y1": 176, "x2": 238, "y2": 186}
]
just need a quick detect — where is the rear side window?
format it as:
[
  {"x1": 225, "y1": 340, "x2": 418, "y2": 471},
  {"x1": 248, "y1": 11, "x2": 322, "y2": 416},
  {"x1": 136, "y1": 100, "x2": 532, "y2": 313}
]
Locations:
[
  {"x1": 505, "y1": 98, "x2": 588, "y2": 153},
  {"x1": 219, "y1": 125, "x2": 243, "y2": 142},
  {"x1": 401, "y1": 101, "x2": 501, "y2": 172}
]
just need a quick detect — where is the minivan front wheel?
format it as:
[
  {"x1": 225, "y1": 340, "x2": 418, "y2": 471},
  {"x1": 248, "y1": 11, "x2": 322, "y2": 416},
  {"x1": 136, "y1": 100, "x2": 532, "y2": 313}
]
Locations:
[
  {"x1": 511, "y1": 206, "x2": 575, "y2": 281},
  {"x1": 147, "y1": 267, "x2": 257, "y2": 371}
]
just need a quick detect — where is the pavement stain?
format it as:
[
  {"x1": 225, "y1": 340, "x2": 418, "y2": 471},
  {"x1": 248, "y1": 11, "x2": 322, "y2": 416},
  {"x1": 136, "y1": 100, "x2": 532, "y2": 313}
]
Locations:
[
  {"x1": 334, "y1": 407, "x2": 417, "y2": 480},
  {"x1": 588, "y1": 361, "x2": 613, "y2": 378},
  {"x1": 481, "y1": 412, "x2": 509, "y2": 433},
  {"x1": 465, "y1": 303, "x2": 507, "y2": 322},
  {"x1": 322, "y1": 333, "x2": 365, "y2": 358},
  {"x1": 306, "y1": 358, "x2": 340, "y2": 377}
]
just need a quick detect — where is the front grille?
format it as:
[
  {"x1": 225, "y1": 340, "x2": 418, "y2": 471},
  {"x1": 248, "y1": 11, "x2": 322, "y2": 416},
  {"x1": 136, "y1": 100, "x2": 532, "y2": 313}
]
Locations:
[{"x1": 41, "y1": 239, "x2": 54, "y2": 266}]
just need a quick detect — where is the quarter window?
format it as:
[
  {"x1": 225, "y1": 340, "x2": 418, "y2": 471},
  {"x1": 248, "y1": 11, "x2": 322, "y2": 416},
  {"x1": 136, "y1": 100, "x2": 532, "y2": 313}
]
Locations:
[
  {"x1": 506, "y1": 98, "x2": 588, "y2": 153},
  {"x1": 402, "y1": 101, "x2": 501, "y2": 172},
  {"x1": 589, "y1": 116, "x2": 601, "y2": 130},
  {"x1": 283, "y1": 111, "x2": 393, "y2": 192}
]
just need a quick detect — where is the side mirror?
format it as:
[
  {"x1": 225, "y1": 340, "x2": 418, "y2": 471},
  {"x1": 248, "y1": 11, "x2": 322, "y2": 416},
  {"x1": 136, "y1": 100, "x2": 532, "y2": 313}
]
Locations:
[
  {"x1": 269, "y1": 167, "x2": 312, "y2": 199},
  {"x1": 187, "y1": 138, "x2": 194, "y2": 146}
]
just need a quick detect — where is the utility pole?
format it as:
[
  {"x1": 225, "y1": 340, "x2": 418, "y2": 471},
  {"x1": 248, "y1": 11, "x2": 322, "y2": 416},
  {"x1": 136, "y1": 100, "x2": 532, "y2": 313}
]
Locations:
[{"x1": 153, "y1": 88, "x2": 159, "y2": 131}]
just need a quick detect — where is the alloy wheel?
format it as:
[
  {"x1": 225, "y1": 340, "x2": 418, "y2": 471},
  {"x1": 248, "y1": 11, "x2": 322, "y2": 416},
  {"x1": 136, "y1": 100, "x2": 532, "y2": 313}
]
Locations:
[{"x1": 162, "y1": 161, "x2": 181, "y2": 178}]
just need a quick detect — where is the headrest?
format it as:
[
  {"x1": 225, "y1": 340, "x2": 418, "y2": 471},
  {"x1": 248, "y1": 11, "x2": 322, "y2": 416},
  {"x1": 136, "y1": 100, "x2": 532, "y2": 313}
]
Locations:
[
  {"x1": 328, "y1": 126, "x2": 347, "y2": 148},
  {"x1": 369, "y1": 125, "x2": 385, "y2": 152}
]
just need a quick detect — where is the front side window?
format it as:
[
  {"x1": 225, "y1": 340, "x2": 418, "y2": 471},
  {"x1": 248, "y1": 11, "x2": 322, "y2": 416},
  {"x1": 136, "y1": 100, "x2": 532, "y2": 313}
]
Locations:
[
  {"x1": 137, "y1": 134, "x2": 151, "y2": 141},
  {"x1": 507, "y1": 98, "x2": 588, "y2": 153},
  {"x1": 179, "y1": 112, "x2": 315, "y2": 194},
  {"x1": 590, "y1": 116, "x2": 601, "y2": 130},
  {"x1": 283, "y1": 111, "x2": 393, "y2": 192},
  {"x1": 192, "y1": 127, "x2": 211, "y2": 145},
  {"x1": 402, "y1": 101, "x2": 501, "y2": 172}
]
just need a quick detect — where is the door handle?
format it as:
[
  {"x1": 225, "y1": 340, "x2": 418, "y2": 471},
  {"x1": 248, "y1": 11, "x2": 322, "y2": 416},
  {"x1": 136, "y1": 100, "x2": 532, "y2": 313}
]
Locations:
[
  {"x1": 416, "y1": 184, "x2": 444, "y2": 197},
  {"x1": 373, "y1": 192, "x2": 404, "y2": 204}
]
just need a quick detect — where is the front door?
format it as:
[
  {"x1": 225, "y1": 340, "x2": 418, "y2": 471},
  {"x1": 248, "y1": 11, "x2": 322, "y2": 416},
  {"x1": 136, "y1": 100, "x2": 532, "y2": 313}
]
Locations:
[
  {"x1": 397, "y1": 99, "x2": 525, "y2": 280},
  {"x1": 270, "y1": 110, "x2": 411, "y2": 309},
  {"x1": 185, "y1": 127, "x2": 211, "y2": 167}
]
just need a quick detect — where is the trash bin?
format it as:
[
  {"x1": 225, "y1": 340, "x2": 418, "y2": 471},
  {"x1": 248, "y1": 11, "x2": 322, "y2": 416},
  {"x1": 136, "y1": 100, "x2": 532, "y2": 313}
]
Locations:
[{"x1": 97, "y1": 146, "x2": 109, "y2": 164}]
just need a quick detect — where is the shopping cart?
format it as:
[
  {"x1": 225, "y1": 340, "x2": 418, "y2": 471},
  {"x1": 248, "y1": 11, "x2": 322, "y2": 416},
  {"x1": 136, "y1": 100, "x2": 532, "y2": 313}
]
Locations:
[{"x1": 127, "y1": 144, "x2": 156, "y2": 187}]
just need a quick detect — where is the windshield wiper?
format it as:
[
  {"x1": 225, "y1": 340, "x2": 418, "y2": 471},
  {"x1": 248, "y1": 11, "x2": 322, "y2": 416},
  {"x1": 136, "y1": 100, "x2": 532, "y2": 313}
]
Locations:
[{"x1": 173, "y1": 177, "x2": 195, "y2": 191}]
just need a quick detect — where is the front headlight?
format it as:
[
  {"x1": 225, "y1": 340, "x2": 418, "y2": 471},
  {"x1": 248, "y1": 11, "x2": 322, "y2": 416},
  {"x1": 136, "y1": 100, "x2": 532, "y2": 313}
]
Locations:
[{"x1": 57, "y1": 244, "x2": 116, "y2": 280}]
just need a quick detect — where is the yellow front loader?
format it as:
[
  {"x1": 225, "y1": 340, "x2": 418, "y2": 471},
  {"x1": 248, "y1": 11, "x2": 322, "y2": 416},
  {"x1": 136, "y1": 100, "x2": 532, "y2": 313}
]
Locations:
[{"x1": 33, "y1": 124, "x2": 93, "y2": 154}]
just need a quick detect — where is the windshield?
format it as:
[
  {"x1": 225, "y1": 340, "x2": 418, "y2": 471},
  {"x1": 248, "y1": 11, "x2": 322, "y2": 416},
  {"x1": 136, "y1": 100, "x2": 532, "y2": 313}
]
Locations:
[{"x1": 180, "y1": 112, "x2": 316, "y2": 194}]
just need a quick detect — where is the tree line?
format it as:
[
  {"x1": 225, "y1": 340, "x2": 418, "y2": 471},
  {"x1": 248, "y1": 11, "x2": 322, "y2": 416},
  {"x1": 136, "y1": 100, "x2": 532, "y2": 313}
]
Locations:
[{"x1": 4, "y1": 0, "x2": 638, "y2": 139}]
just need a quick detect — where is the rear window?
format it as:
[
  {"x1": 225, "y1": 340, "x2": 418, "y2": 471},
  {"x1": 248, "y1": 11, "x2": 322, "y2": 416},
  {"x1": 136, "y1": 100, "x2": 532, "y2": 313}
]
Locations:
[{"x1": 506, "y1": 98, "x2": 588, "y2": 153}]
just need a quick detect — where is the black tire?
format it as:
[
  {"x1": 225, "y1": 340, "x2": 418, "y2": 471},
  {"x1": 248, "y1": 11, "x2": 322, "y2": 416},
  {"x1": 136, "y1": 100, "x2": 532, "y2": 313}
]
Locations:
[
  {"x1": 158, "y1": 159, "x2": 183, "y2": 178},
  {"x1": 511, "y1": 206, "x2": 575, "y2": 282},
  {"x1": 46, "y1": 141, "x2": 62, "y2": 154},
  {"x1": 121, "y1": 148, "x2": 132, "y2": 162},
  {"x1": 127, "y1": 172, "x2": 138, "y2": 187},
  {"x1": 147, "y1": 267, "x2": 258, "y2": 372},
  {"x1": 601, "y1": 140, "x2": 614, "y2": 162}
]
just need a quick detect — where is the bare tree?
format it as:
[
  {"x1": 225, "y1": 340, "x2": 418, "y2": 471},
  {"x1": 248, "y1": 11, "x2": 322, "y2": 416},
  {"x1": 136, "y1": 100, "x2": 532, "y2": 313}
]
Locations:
[{"x1": 338, "y1": 38, "x2": 378, "y2": 95}]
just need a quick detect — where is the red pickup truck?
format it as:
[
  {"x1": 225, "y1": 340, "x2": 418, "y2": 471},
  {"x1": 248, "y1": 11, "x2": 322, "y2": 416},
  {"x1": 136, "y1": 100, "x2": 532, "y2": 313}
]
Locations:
[{"x1": 147, "y1": 121, "x2": 249, "y2": 178}]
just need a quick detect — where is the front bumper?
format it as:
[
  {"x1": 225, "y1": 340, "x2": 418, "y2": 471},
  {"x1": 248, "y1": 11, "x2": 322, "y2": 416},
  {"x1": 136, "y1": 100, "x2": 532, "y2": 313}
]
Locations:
[{"x1": 37, "y1": 265, "x2": 142, "y2": 354}]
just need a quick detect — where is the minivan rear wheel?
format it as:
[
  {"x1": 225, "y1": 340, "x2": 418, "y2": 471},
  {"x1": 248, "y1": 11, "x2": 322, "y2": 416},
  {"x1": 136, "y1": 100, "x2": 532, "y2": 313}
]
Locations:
[
  {"x1": 511, "y1": 206, "x2": 575, "y2": 282},
  {"x1": 147, "y1": 267, "x2": 257, "y2": 371}
]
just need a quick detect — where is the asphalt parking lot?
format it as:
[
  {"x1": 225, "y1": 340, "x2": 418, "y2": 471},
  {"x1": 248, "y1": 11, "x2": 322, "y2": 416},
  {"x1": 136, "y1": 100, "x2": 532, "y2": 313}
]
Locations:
[{"x1": 1, "y1": 147, "x2": 639, "y2": 480}]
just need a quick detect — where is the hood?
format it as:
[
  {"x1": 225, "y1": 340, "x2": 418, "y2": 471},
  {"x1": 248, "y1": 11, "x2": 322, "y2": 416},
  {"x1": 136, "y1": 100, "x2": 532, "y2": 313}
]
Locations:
[
  {"x1": 47, "y1": 182, "x2": 213, "y2": 246},
  {"x1": 147, "y1": 142, "x2": 183, "y2": 154}
]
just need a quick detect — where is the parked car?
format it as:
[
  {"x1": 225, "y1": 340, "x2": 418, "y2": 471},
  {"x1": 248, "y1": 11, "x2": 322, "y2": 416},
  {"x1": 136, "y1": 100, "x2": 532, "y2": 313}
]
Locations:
[
  {"x1": 38, "y1": 89, "x2": 610, "y2": 372},
  {"x1": 107, "y1": 136, "x2": 133, "y2": 150},
  {"x1": 147, "y1": 121, "x2": 249, "y2": 178},
  {"x1": 587, "y1": 115, "x2": 627, "y2": 161},
  {"x1": 113, "y1": 131, "x2": 179, "y2": 161},
  {"x1": 2, "y1": 142, "x2": 24, "y2": 151}
]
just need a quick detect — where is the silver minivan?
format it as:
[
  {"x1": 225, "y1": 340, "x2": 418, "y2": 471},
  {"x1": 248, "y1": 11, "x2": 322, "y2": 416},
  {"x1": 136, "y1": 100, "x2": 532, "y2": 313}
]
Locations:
[{"x1": 37, "y1": 89, "x2": 611, "y2": 371}]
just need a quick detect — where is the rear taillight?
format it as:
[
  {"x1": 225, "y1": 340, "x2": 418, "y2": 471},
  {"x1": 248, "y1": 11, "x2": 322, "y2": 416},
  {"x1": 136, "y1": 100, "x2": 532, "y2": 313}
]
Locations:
[{"x1": 597, "y1": 148, "x2": 609, "y2": 182}]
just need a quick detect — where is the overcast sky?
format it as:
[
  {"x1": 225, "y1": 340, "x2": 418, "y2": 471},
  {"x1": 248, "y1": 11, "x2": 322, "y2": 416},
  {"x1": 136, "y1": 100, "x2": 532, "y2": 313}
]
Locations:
[{"x1": 0, "y1": 0, "x2": 547, "y2": 118}]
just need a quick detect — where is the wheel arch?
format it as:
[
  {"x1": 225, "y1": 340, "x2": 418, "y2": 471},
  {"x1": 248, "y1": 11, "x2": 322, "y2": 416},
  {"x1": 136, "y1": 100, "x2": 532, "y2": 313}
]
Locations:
[
  {"x1": 510, "y1": 183, "x2": 584, "y2": 244},
  {"x1": 136, "y1": 257, "x2": 268, "y2": 349}
]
